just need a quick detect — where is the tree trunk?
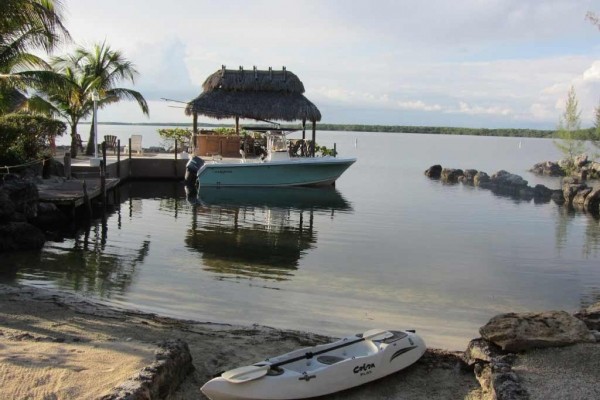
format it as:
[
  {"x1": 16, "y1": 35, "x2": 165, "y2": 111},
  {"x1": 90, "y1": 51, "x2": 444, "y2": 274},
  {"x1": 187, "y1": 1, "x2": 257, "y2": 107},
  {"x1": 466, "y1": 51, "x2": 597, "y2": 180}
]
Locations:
[
  {"x1": 85, "y1": 115, "x2": 95, "y2": 155},
  {"x1": 70, "y1": 125, "x2": 78, "y2": 158}
]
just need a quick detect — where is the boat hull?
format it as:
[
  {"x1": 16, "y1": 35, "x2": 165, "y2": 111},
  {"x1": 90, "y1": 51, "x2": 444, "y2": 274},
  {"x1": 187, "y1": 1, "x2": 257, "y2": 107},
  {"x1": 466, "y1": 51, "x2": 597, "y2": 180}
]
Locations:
[
  {"x1": 197, "y1": 157, "x2": 356, "y2": 187},
  {"x1": 201, "y1": 330, "x2": 426, "y2": 400}
]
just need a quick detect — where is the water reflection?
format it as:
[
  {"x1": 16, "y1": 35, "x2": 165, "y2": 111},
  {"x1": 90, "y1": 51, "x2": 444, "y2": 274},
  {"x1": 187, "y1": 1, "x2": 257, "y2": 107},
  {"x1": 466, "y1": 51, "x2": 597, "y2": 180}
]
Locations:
[
  {"x1": 0, "y1": 217, "x2": 149, "y2": 298},
  {"x1": 186, "y1": 187, "x2": 352, "y2": 281}
]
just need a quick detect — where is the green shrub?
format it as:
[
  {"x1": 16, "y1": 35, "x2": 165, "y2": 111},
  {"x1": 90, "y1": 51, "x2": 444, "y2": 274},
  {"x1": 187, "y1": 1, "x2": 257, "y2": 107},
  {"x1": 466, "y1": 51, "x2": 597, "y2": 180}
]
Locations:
[
  {"x1": 157, "y1": 128, "x2": 192, "y2": 150},
  {"x1": 0, "y1": 114, "x2": 66, "y2": 166}
]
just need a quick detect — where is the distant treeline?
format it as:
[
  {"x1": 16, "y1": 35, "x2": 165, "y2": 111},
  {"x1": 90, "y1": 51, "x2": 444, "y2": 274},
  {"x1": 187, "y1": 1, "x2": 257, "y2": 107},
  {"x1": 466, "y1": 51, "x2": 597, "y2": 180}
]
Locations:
[{"x1": 97, "y1": 122, "x2": 597, "y2": 139}]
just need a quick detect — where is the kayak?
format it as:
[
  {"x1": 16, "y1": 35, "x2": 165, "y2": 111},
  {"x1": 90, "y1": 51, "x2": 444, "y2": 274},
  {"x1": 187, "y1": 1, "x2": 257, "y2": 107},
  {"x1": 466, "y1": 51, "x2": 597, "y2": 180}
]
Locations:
[{"x1": 201, "y1": 329, "x2": 426, "y2": 400}]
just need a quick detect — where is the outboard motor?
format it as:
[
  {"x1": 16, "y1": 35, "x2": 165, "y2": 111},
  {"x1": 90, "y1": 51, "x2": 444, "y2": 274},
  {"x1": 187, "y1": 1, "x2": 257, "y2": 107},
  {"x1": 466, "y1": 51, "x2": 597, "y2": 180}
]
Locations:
[{"x1": 184, "y1": 156, "x2": 204, "y2": 191}]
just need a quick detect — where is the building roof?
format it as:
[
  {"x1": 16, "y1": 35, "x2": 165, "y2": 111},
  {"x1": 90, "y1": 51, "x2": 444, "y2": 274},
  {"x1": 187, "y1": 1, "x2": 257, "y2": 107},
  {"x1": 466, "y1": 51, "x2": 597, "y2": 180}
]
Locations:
[{"x1": 185, "y1": 66, "x2": 322, "y2": 122}]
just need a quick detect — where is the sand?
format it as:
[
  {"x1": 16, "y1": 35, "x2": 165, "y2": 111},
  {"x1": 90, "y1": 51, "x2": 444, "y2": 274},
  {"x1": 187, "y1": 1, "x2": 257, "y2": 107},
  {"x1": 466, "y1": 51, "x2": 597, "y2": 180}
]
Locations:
[{"x1": 0, "y1": 283, "x2": 482, "y2": 400}]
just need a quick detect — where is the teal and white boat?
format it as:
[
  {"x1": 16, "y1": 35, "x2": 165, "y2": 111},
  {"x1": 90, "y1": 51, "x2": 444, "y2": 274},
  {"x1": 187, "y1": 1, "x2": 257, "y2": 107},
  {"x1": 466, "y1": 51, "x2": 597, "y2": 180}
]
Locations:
[{"x1": 196, "y1": 131, "x2": 356, "y2": 187}]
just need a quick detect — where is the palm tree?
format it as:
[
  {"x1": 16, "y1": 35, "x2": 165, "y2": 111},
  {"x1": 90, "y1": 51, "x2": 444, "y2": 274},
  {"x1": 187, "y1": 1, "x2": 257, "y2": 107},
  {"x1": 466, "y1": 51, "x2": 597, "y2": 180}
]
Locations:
[
  {"x1": 43, "y1": 42, "x2": 149, "y2": 156},
  {"x1": 0, "y1": 0, "x2": 69, "y2": 113}
]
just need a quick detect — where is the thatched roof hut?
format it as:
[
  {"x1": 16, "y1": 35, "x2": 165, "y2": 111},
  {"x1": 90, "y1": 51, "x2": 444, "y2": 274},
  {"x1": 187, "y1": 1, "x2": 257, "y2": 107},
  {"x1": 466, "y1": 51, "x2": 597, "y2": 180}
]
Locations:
[{"x1": 185, "y1": 66, "x2": 321, "y2": 123}]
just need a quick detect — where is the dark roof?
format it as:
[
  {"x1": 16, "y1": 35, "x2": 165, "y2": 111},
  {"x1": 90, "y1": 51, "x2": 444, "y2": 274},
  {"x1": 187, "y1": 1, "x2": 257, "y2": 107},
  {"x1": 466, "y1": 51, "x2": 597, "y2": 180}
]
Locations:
[{"x1": 185, "y1": 66, "x2": 322, "y2": 122}]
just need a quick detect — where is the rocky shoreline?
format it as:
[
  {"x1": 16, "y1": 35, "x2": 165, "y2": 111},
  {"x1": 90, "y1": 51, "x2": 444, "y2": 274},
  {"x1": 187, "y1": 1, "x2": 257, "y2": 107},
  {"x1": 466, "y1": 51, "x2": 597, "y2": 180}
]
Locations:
[
  {"x1": 1, "y1": 283, "x2": 599, "y2": 399},
  {"x1": 424, "y1": 164, "x2": 600, "y2": 214}
]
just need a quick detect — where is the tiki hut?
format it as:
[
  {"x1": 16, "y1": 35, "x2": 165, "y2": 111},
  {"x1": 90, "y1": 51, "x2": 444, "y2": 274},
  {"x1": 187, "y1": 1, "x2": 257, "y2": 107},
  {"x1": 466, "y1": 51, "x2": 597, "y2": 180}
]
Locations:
[{"x1": 185, "y1": 66, "x2": 322, "y2": 156}]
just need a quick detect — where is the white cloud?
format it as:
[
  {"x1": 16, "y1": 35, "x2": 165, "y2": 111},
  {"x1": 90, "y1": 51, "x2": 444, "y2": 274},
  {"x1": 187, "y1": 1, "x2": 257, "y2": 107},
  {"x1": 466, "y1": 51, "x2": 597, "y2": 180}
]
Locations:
[
  {"x1": 582, "y1": 61, "x2": 600, "y2": 82},
  {"x1": 56, "y1": 0, "x2": 600, "y2": 127},
  {"x1": 450, "y1": 101, "x2": 512, "y2": 116},
  {"x1": 396, "y1": 100, "x2": 442, "y2": 112}
]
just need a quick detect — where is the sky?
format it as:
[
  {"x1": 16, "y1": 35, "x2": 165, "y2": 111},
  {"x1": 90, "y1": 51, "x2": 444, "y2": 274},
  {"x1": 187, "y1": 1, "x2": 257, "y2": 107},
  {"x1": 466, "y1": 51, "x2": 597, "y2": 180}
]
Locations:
[{"x1": 56, "y1": 0, "x2": 600, "y2": 129}]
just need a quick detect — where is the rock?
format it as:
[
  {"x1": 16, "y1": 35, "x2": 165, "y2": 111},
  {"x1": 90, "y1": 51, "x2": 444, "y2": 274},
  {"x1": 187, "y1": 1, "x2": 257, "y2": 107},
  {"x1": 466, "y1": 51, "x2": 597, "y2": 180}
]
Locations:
[
  {"x1": 574, "y1": 153, "x2": 588, "y2": 167},
  {"x1": 574, "y1": 302, "x2": 600, "y2": 331},
  {"x1": 572, "y1": 187, "x2": 592, "y2": 208},
  {"x1": 530, "y1": 161, "x2": 564, "y2": 177},
  {"x1": 590, "y1": 162, "x2": 600, "y2": 179},
  {"x1": 424, "y1": 164, "x2": 442, "y2": 178},
  {"x1": 474, "y1": 171, "x2": 491, "y2": 187},
  {"x1": 583, "y1": 187, "x2": 600, "y2": 214},
  {"x1": 479, "y1": 311, "x2": 595, "y2": 352},
  {"x1": 517, "y1": 187, "x2": 534, "y2": 201},
  {"x1": 100, "y1": 339, "x2": 194, "y2": 400},
  {"x1": 0, "y1": 191, "x2": 16, "y2": 222},
  {"x1": 0, "y1": 221, "x2": 45, "y2": 251},
  {"x1": 571, "y1": 169, "x2": 588, "y2": 181},
  {"x1": 42, "y1": 159, "x2": 65, "y2": 178},
  {"x1": 562, "y1": 179, "x2": 587, "y2": 206},
  {"x1": 0, "y1": 178, "x2": 39, "y2": 220},
  {"x1": 33, "y1": 202, "x2": 68, "y2": 231},
  {"x1": 441, "y1": 168, "x2": 464, "y2": 183},
  {"x1": 490, "y1": 170, "x2": 528, "y2": 188},
  {"x1": 460, "y1": 169, "x2": 478, "y2": 184},
  {"x1": 551, "y1": 191, "x2": 565, "y2": 205},
  {"x1": 474, "y1": 362, "x2": 528, "y2": 400},
  {"x1": 464, "y1": 338, "x2": 503, "y2": 366},
  {"x1": 532, "y1": 185, "x2": 558, "y2": 204}
]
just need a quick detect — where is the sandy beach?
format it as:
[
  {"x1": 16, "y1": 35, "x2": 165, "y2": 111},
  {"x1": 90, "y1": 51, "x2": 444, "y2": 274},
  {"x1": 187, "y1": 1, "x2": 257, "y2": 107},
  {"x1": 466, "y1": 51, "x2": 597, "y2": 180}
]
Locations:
[{"x1": 0, "y1": 283, "x2": 482, "y2": 399}]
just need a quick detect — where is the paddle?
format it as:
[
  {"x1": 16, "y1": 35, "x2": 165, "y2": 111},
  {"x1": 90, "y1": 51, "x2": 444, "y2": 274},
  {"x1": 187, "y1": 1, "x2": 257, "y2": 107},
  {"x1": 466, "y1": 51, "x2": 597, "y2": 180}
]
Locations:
[{"x1": 221, "y1": 329, "x2": 393, "y2": 383}]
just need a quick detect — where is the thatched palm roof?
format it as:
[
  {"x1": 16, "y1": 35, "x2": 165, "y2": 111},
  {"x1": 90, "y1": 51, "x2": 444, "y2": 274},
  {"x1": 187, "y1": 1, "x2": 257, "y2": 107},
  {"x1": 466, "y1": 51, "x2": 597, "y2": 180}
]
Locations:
[{"x1": 185, "y1": 66, "x2": 321, "y2": 122}]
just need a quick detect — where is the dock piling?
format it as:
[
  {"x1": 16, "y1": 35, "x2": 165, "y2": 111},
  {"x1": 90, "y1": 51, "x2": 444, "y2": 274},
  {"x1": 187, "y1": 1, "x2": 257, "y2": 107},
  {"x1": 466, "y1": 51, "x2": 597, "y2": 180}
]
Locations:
[
  {"x1": 117, "y1": 139, "x2": 121, "y2": 177},
  {"x1": 64, "y1": 152, "x2": 71, "y2": 179}
]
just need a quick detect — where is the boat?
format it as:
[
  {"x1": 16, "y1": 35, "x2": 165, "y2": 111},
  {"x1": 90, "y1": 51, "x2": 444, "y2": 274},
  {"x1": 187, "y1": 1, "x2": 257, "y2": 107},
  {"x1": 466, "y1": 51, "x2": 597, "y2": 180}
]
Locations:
[
  {"x1": 201, "y1": 329, "x2": 426, "y2": 400},
  {"x1": 194, "y1": 130, "x2": 356, "y2": 187}
]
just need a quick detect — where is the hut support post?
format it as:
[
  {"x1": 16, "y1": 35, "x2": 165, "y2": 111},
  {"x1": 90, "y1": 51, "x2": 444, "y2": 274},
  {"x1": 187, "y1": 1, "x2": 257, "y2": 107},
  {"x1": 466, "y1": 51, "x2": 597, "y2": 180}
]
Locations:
[
  {"x1": 174, "y1": 140, "x2": 178, "y2": 177},
  {"x1": 128, "y1": 138, "x2": 132, "y2": 178},
  {"x1": 192, "y1": 112, "x2": 198, "y2": 153},
  {"x1": 116, "y1": 139, "x2": 121, "y2": 178},
  {"x1": 311, "y1": 121, "x2": 316, "y2": 157},
  {"x1": 302, "y1": 119, "x2": 306, "y2": 140},
  {"x1": 235, "y1": 116, "x2": 239, "y2": 135}
]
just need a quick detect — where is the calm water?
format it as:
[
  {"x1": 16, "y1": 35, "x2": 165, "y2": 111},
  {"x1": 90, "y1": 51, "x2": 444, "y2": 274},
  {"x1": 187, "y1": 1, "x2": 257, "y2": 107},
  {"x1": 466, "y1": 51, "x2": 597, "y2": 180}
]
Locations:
[{"x1": 3, "y1": 130, "x2": 600, "y2": 350}]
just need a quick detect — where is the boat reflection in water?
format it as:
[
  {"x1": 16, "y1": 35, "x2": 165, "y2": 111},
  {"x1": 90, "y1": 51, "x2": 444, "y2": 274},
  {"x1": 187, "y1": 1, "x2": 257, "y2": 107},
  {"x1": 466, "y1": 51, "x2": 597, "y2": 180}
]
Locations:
[{"x1": 185, "y1": 187, "x2": 352, "y2": 282}]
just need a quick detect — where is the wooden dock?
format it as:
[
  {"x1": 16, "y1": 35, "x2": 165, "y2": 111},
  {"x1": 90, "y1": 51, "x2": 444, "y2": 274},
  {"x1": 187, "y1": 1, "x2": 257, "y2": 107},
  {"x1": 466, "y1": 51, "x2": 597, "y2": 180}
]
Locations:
[{"x1": 38, "y1": 178, "x2": 120, "y2": 207}]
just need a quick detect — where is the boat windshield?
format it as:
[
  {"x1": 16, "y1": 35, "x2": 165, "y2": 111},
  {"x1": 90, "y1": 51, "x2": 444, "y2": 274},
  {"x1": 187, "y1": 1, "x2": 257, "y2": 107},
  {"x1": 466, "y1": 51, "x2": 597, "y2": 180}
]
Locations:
[{"x1": 268, "y1": 132, "x2": 288, "y2": 152}]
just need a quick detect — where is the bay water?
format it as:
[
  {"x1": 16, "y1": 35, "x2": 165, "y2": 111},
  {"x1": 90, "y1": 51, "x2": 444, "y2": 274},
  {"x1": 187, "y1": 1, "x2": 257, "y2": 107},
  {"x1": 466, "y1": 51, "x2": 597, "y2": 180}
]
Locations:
[{"x1": 3, "y1": 128, "x2": 600, "y2": 350}]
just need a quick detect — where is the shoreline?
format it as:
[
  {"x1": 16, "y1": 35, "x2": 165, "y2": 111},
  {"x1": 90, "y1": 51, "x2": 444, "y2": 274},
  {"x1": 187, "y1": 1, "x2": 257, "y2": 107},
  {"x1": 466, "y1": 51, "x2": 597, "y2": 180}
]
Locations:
[
  {"x1": 0, "y1": 282, "x2": 482, "y2": 399},
  {"x1": 2, "y1": 282, "x2": 599, "y2": 399}
]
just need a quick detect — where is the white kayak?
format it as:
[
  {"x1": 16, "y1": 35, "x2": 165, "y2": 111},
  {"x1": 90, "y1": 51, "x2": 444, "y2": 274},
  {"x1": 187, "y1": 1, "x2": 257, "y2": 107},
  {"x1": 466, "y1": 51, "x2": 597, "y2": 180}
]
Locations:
[{"x1": 201, "y1": 329, "x2": 426, "y2": 400}]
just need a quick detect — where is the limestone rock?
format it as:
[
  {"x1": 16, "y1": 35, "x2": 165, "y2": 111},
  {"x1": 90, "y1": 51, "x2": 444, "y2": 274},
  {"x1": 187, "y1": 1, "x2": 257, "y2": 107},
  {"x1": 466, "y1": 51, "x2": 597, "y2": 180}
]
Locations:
[
  {"x1": 460, "y1": 169, "x2": 479, "y2": 184},
  {"x1": 474, "y1": 171, "x2": 491, "y2": 187},
  {"x1": 490, "y1": 171, "x2": 528, "y2": 188},
  {"x1": 574, "y1": 153, "x2": 588, "y2": 167},
  {"x1": 424, "y1": 164, "x2": 442, "y2": 179},
  {"x1": 562, "y1": 179, "x2": 587, "y2": 206},
  {"x1": 0, "y1": 191, "x2": 16, "y2": 222},
  {"x1": 441, "y1": 168, "x2": 464, "y2": 183},
  {"x1": 583, "y1": 188, "x2": 600, "y2": 214},
  {"x1": 0, "y1": 221, "x2": 45, "y2": 251},
  {"x1": 464, "y1": 338, "x2": 503, "y2": 366},
  {"x1": 479, "y1": 311, "x2": 595, "y2": 352},
  {"x1": 474, "y1": 361, "x2": 528, "y2": 400},
  {"x1": 100, "y1": 339, "x2": 194, "y2": 400},
  {"x1": 42, "y1": 159, "x2": 65, "y2": 178},
  {"x1": 572, "y1": 187, "x2": 592, "y2": 207},
  {"x1": 0, "y1": 178, "x2": 39, "y2": 220},
  {"x1": 33, "y1": 202, "x2": 68, "y2": 231},
  {"x1": 530, "y1": 161, "x2": 564, "y2": 177},
  {"x1": 574, "y1": 302, "x2": 600, "y2": 331}
]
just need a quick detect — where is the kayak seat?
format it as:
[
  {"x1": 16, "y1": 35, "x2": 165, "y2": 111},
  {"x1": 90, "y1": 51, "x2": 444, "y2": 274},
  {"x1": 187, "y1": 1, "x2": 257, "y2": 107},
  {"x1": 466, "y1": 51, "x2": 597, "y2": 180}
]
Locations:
[{"x1": 317, "y1": 355, "x2": 345, "y2": 365}]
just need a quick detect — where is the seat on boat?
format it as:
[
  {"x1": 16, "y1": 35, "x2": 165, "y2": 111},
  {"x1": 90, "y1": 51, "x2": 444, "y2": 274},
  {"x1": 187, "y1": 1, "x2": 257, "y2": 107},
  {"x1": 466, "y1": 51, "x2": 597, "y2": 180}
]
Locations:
[{"x1": 316, "y1": 355, "x2": 345, "y2": 365}]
